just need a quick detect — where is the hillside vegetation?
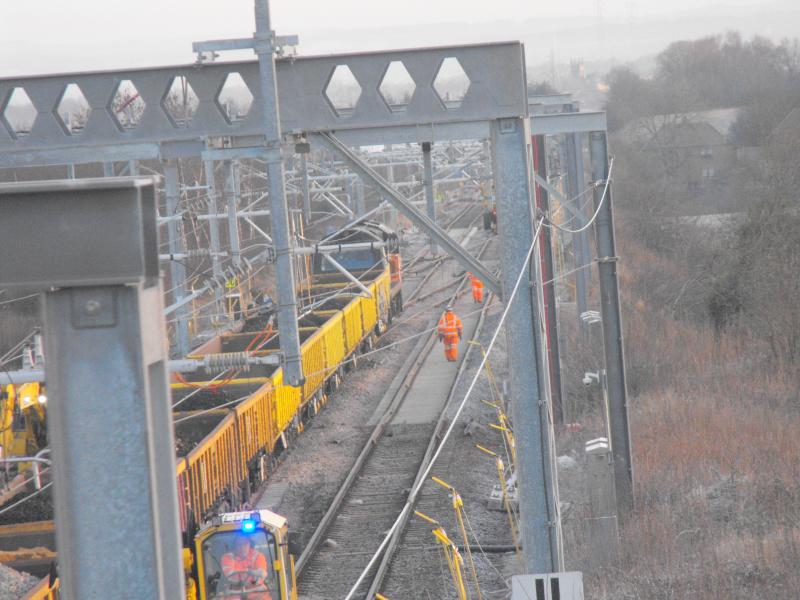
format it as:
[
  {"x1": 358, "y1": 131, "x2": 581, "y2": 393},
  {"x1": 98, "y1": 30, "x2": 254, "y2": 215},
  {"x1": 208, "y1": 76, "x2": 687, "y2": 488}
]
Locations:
[{"x1": 589, "y1": 32, "x2": 800, "y2": 599}]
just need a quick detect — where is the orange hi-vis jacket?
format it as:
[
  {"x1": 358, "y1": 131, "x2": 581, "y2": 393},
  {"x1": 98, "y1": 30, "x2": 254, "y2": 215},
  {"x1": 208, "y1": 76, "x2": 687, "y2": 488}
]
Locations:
[
  {"x1": 438, "y1": 311, "x2": 463, "y2": 339},
  {"x1": 470, "y1": 275, "x2": 484, "y2": 303},
  {"x1": 221, "y1": 547, "x2": 271, "y2": 600},
  {"x1": 438, "y1": 311, "x2": 463, "y2": 361}
]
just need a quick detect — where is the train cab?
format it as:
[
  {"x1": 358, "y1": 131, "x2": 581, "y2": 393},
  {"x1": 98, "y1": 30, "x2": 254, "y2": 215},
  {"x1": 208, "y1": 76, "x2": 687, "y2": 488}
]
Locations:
[{"x1": 189, "y1": 509, "x2": 298, "y2": 600}]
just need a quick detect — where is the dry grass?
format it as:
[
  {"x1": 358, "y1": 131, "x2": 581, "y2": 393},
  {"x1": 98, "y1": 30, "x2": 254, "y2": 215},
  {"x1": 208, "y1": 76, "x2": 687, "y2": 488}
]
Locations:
[{"x1": 578, "y1": 234, "x2": 800, "y2": 599}]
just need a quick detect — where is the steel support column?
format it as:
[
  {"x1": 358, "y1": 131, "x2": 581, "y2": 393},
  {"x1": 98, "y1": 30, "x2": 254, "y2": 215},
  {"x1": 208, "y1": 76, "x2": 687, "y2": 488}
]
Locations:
[
  {"x1": 224, "y1": 161, "x2": 242, "y2": 269},
  {"x1": 355, "y1": 177, "x2": 366, "y2": 216},
  {"x1": 574, "y1": 134, "x2": 592, "y2": 287},
  {"x1": 421, "y1": 141, "x2": 438, "y2": 255},
  {"x1": 255, "y1": 0, "x2": 304, "y2": 385},
  {"x1": 165, "y1": 161, "x2": 191, "y2": 356},
  {"x1": 203, "y1": 157, "x2": 226, "y2": 324},
  {"x1": 43, "y1": 285, "x2": 184, "y2": 599},
  {"x1": 589, "y1": 131, "x2": 633, "y2": 514},
  {"x1": 532, "y1": 134, "x2": 564, "y2": 425},
  {"x1": 492, "y1": 117, "x2": 563, "y2": 573},
  {"x1": 564, "y1": 132, "x2": 589, "y2": 322},
  {"x1": 300, "y1": 153, "x2": 311, "y2": 223},
  {"x1": 316, "y1": 132, "x2": 501, "y2": 295},
  {"x1": 385, "y1": 145, "x2": 398, "y2": 231}
]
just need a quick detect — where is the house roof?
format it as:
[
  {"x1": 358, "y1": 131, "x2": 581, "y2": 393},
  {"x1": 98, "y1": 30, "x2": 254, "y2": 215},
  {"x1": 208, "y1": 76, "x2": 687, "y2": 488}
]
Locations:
[
  {"x1": 618, "y1": 107, "x2": 741, "y2": 147},
  {"x1": 641, "y1": 121, "x2": 726, "y2": 151},
  {"x1": 773, "y1": 106, "x2": 800, "y2": 137}
]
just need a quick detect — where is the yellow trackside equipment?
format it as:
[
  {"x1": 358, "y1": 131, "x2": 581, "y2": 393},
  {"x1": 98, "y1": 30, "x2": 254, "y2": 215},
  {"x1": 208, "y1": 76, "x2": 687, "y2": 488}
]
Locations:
[{"x1": 190, "y1": 509, "x2": 298, "y2": 600}]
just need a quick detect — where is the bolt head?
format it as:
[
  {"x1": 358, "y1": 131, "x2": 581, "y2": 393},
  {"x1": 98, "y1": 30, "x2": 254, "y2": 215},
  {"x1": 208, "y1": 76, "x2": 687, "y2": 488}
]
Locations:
[{"x1": 84, "y1": 299, "x2": 102, "y2": 315}]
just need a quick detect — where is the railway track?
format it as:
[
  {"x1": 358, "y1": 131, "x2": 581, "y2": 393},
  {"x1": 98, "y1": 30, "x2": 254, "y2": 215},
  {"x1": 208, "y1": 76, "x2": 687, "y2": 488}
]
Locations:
[
  {"x1": 403, "y1": 205, "x2": 484, "y2": 305},
  {"x1": 403, "y1": 201, "x2": 481, "y2": 273},
  {"x1": 365, "y1": 304, "x2": 492, "y2": 600},
  {"x1": 0, "y1": 201, "x2": 487, "y2": 583},
  {"x1": 295, "y1": 232, "x2": 493, "y2": 600}
]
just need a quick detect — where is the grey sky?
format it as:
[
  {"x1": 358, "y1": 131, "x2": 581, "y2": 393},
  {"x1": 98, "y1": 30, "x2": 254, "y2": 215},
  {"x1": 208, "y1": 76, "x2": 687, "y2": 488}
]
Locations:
[{"x1": 1, "y1": 0, "x2": 797, "y2": 75}]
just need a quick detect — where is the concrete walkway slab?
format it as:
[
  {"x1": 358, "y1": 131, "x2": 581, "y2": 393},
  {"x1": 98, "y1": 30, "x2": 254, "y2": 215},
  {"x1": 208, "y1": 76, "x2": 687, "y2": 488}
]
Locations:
[{"x1": 390, "y1": 295, "x2": 481, "y2": 426}]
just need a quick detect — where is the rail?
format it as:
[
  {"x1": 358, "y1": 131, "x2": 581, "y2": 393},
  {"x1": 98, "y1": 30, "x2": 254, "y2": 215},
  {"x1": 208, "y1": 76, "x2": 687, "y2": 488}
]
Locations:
[{"x1": 296, "y1": 233, "x2": 493, "y2": 598}]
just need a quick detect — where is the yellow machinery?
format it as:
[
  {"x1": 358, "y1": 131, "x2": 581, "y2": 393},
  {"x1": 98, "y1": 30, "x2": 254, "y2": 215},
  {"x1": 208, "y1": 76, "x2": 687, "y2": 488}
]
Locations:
[
  {"x1": 0, "y1": 383, "x2": 47, "y2": 472},
  {"x1": 25, "y1": 509, "x2": 299, "y2": 600},
  {"x1": 187, "y1": 509, "x2": 298, "y2": 600}
]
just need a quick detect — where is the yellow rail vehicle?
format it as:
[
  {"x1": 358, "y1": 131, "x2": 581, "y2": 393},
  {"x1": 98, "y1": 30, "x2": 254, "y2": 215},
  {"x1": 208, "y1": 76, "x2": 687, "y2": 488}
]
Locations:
[
  {"x1": 25, "y1": 510, "x2": 299, "y2": 600},
  {"x1": 20, "y1": 223, "x2": 403, "y2": 597},
  {"x1": 0, "y1": 383, "x2": 47, "y2": 470},
  {"x1": 173, "y1": 222, "x2": 402, "y2": 529},
  {"x1": 188, "y1": 509, "x2": 298, "y2": 600}
]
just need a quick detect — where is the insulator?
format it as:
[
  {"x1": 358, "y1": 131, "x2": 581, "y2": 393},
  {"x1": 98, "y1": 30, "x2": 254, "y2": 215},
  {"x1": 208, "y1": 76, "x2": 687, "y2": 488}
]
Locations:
[
  {"x1": 186, "y1": 249, "x2": 212, "y2": 259},
  {"x1": 202, "y1": 352, "x2": 251, "y2": 373}
]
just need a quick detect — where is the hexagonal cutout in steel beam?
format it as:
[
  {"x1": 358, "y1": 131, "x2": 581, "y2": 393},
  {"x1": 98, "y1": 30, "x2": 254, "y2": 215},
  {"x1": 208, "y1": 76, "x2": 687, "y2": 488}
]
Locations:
[
  {"x1": 378, "y1": 61, "x2": 416, "y2": 113},
  {"x1": 433, "y1": 57, "x2": 471, "y2": 110},
  {"x1": 1, "y1": 87, "x2": 37, "y2": 139},
  {"x1": 162, "y1": 76, "x2": 200, "y2": 128},
  {"x1": 324, "y1": 65, "x2": 362, "y2": 117},
  {"x1": 109, "y1": 80, "x2": 146, "y2": 131},
  {"x1": 55, "y1": 83, "x2": 91, "y2": 135},
  {"x1": 216, "y1": 73, "x2": 254, "y2": 124}
]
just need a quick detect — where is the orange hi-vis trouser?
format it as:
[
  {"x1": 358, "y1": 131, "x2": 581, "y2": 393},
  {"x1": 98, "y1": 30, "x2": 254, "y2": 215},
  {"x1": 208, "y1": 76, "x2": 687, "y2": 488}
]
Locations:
[
  {"x1": 438, "y1": 312, "x2": 463, "y2": 362},
  {"x1": 470, "y1": 276, "x2": 484, "y2": 303}
]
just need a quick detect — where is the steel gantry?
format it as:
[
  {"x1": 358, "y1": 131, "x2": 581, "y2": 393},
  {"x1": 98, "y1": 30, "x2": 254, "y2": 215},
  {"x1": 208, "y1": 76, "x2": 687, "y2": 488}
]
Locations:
[
  {"x1": 0, "y1": 0, "x2": 584, "y2": 580},
  {"x1": 529, "y1": 106, "x2": 634, "y2": 515}
]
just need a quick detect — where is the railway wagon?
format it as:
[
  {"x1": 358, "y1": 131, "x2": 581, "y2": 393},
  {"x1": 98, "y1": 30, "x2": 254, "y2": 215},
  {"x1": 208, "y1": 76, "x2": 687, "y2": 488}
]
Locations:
[{"x1": 172, "y1": 223, "x2": 402, "y2": 530}]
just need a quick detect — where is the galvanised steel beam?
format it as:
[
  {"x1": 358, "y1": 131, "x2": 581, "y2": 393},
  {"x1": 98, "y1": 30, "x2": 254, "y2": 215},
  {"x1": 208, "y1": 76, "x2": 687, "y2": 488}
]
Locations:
[
  {"x1": 589, "y1": 131, "x2": 633, "y2": 515},
  {"x1": 528, "y1": 93, "x2": 574, "y2": 106},
  {"x1": 530, "y1": 111, "x2": 607, "y2": 136},
  {"x1": 533, "y1": 172, "x2": 583, "y2": 220},
  {"x1": 563, "y1": 132, "x2": 590, "y2": 326},
  {"x1": 164, "y1": 162, "x2": 191, "y2": 357},
  {"x1": 315, "y1": 131, "x2": 501, "y2": 295},
  {"x1": 224, "y1": 161, "x2": 243, "y2": 269},
  {"x1": 253, "y1": 0, "x2": 304, "y2": 387},
  {"x1": 421, "y1": 141, "x2": 437, "y2": 255},
  {"x1": 203, "y1": 156, "x2": 225, "y2": 281},
  {"x1": 492, "y1": 117, "x2": 563, "y2": 573},
  {"x1": 299, "y1": 152, "x2": 311, "y2": 222},
  {"x1": 0, "y1": 42, "x2": 526, "y2": 168}
]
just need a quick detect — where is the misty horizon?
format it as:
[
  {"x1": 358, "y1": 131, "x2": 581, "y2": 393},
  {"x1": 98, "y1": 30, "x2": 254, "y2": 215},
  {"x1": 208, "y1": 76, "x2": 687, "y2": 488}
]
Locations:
[{"x1": 1, "y1": 0, "x2": 798, "y2": 77}]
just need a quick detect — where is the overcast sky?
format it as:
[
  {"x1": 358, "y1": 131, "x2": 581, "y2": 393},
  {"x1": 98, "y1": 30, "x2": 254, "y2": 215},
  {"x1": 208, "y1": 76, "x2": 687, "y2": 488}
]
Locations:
[{"x1": 1, "y1": 0, "x2": 796, "y2": 75}]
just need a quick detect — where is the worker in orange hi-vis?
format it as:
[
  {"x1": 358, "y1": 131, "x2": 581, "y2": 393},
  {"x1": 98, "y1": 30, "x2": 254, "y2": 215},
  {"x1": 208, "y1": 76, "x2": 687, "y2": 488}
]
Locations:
[
  {"x1": 468, "y1": 272, "x2": 484, "y2": 303},
  {"x1": 437, "y1": 306, "x2": 463, "y2": 362}
]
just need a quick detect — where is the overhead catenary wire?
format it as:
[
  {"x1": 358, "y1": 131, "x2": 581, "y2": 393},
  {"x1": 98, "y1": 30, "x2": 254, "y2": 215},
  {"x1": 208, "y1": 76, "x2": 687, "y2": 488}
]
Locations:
[
  {"x1": 543, "y1": 157, "x2": 614, "y2": 235},
  {"x1": 342, "y1": 217, "x2": 546, "y2": 600},
  {"x1": 171, "y1": 239, "x2": 589, "y2": 405},
  {"x1": 0, "y1": 329, "x2": 37, "y2": 365},
  {"x1": 0, "y1": 293, "x2": 38, "y2": 307}
]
